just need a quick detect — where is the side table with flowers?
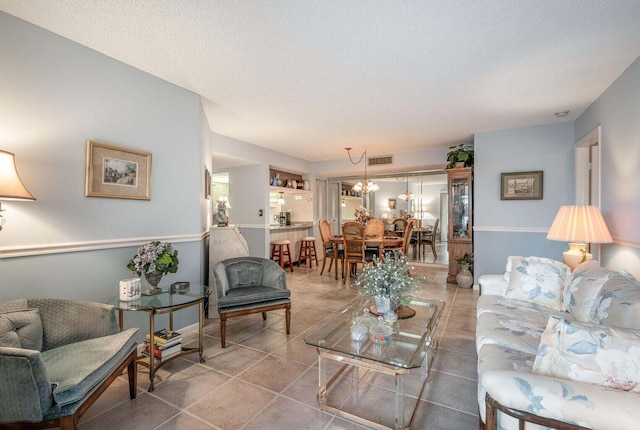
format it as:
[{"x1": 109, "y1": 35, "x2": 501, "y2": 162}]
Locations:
[{"x1": 127, "y1": 241, "x2": 179, "y2": 295}]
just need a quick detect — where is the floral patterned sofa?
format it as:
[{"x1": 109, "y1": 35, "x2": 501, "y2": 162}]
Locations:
[{"x1": 477, "y1": 257, "x2": 640, "y2": 430}]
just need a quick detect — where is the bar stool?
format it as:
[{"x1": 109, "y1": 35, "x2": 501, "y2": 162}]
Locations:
[
  {"x1": 270, "y1": 239, "x2": 294, "y2": 272},
  {"x1": 297, "y1": 236, "x2": 319, "y2": 268}
]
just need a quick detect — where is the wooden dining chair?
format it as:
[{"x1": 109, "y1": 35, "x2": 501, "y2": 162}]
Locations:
[
  {"x1": 392, "y1": 218, "x2": 407, "y2": 235},
  {"x1": 319, "y1": 219, "x2": 344, "y2": 279},
  {"x1": 342, "y1": 221, "x2": 375, "y2": 285},
  {"x1": 420, "y1": 218, "x2": 440, "y2": 258},
  {"x1": 364, "y1": 219, "x2": 385, "y2": 257}
]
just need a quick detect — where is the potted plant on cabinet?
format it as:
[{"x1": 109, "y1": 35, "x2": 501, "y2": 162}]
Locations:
[{"x1": 446, "y1": 144, "x2": 474, "y2": 169}]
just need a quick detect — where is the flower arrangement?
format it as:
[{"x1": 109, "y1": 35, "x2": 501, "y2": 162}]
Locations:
[
  {"x1": 356, "y1": 252, "x2": 418, "y2": 301},
  {"x1": 354, "y1": 206, "x2": 372, "y2": 225},
  {"x1": 127, "y1": 241, "x2": 179, "y2": 276}
]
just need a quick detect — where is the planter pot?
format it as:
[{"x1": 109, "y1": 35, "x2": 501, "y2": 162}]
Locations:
[
  {"x1": 456, "y1": 264, "x2": 473, "y2": 289},
  {"x1": 144, "y1": 270, "x2": 164, "y2": 295}
]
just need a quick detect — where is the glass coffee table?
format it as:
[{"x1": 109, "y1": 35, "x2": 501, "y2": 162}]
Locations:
[{"x1": 304, "y1": 298, "x2": 445, "y2": 430}]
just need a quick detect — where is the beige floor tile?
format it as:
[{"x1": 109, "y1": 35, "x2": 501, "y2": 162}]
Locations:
[
  {"x1": 151, "y1": 364, "x2": 230, "y2": 408},
  {"x1": 432, "y1": 348, "x2": 478, "y2": 381},
  {"x1": 238, "y1": 354, "x2": 310, "y2": 393},
  {"x1": 80, "y1": 392, "x2": 180, "y2": 430},
  {"x1": 186, "y1": 379, "x2": 273, "y2": 429},
  {"x1": 421, "y1": 369, "x2": 479, "y2": 415},
  {"x1": 156, "y1": 412, "x2": 216, "y2": 429},
  {"x1": 199, "y1": 343, "x2": 266, "y2": 376},
  {"x1": 243, "y1": 396, "x2": 333, "y2": 430}
]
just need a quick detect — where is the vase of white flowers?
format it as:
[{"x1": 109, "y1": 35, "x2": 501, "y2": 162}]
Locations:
[
  {"x1": 127, "y1": 241, "x2": 179, "y2": 294},
  {"x1": 356, "y1": 252, "x2": 418, "y2": 315}
]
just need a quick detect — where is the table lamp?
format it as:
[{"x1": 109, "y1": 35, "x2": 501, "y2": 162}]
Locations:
[
  {"x1": 0, "y1": 150, "x2": 36, "y2": 231},
  {"x1": 546, "y1": 205, "x2": 612, "y2": 270}
]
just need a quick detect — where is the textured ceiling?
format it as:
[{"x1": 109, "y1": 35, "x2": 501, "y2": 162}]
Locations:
[{"x1": 2, "y1": 1, "x2": 640, "y2": 162}]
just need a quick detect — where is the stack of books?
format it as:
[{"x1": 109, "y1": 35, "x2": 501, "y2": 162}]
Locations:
[{"x1": 143, "y1": 328, "x2": 182, "y2": 360}]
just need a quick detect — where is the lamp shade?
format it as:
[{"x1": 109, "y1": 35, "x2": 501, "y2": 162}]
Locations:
[
  {"x1": 0, "y1": 150, "x2": 36, "y2": 201},
  {"x1": 546, "y1": 205, "x2": 612, "y2": 244}
]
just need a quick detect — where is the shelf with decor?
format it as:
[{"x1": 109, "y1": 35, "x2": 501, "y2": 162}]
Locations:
[{"x1": 446, "y1": 167, "x2": 473, "y2": 284}]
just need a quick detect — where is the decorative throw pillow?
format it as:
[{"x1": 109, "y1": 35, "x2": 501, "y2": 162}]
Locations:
[
  {"x1": 563, "y1": 260, "x2": 615, "y2": 322},
  {"x1": 533, "y1": 316, "x2": 640, "y2": 393},
  {"x1": 0, "y1": 308, "x2": 43, "y2": 351},
  {"x1": 504, "y1": 256, "x2": 570, "y2": 310},
  {"x1": 589, "y1": 272, "x2": 640, "y2": 330}
]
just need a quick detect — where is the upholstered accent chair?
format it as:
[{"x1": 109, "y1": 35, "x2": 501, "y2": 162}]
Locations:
[
  {"x1": 0, "y1": 299, "x2": 138, "y2": 429},
  {"x1": 213, "y1": 257, "x2": 291, "y2": 348}
]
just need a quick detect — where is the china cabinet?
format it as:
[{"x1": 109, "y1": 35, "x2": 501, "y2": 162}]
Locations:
[{"x1": 446, "y1": 167, "x2": 473, "y2": 283}]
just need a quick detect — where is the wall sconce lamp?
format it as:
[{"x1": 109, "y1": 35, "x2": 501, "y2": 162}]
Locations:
[
  {"x1": 546, "y1": 205, "x2": 612, "y2": 270},
  {"x1": 0, "y1": 150, "x2": 36, "y2": 230}
]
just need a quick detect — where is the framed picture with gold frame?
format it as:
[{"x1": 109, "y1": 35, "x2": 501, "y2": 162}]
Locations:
[
  {"x1": 388, "y1": 198, "x2": 397, "y2": 209},
  {"x1": 85, "y1": 140, "x2": 152, "y2": 200}
]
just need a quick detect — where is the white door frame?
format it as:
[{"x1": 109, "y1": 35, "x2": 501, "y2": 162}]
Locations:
[{"x1": 575, "y1": 126, "x2": 602, "y2": 260}]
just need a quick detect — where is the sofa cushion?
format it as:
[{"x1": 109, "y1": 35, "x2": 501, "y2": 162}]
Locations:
[
  {"x1": 563, "y1": 260, "x2": 615, "y2": 322},
  {"x1": 41, "y1": 328, "x2": 137, "y2": 406},
  {"x1": 218, "y1": 286, "x2": 290, "y2": 311},
  {"x1": 476, "y1": 295, "x2": 566, "y2": 355},
  {"x1": 504, "y1": 256, "x2": 570, "y2": 311},
  {"x1": 589, "y1": 272, "x2": 640, "y2": 331},
  {"x1": 533, "y1": 316, "x2": 640, "y2": 393},
  {"x1": 0, "y1": 309, "x2": 43, "y2": 351}
]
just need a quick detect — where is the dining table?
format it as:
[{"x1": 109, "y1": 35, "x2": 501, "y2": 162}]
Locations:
[{"x1": 328, "y1": 235, "x2": 404, "y2": 280}]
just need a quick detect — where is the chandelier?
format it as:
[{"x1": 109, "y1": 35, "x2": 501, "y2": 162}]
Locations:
[
  {"x1": 345, "y1": 147, "x2": 379, "y2": 194},
  {"x1": 398, "y1": 190, "x2": 415, "y2": 200}
]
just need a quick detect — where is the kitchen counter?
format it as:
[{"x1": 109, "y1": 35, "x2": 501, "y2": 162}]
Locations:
[{"x1": 269, "y1": 223, "x2": 313, "y2": 231}]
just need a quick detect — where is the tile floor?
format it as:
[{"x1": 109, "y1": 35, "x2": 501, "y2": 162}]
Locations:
[{"x1": 80, "y1": 262, "x2": 479, "y2": 430}]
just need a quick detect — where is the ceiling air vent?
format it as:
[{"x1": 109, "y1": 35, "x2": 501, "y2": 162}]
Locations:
[{"x1": 368, "y1": 155, "x2": 393, "y2": 166}]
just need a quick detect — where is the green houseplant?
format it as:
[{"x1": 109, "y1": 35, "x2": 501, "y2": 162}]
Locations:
[{"x1": 446, "y1": 144, "x2": 474, "y2": 169}]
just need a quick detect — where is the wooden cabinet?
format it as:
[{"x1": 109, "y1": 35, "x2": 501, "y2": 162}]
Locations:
[{"x1": 446, "y1": 167, "x2": 473, "y2": 283}]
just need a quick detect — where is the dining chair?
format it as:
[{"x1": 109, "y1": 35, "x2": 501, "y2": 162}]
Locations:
[
  {"x1": 342, "y1": 221, "x2": 375, "y2": 285},
  {"x1": 392, "y1": 218, "x2": 407, "y2": 235},
  {"x1": 420, "y1": 218, "x2": 440, "y2": 258},
  {"x1": 364, "y1": 219, "x2": 385, "y2": 257},
  {"x1": 319, "y1": 219, "x2": 343, "y2": 279},
  {"x1": 401, "y1": 219, "x2": 416, "y2": 257}
]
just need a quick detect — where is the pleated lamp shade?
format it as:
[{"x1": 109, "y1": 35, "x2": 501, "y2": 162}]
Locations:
[
  {"x1": 0, "y1": 150, "x2": 36, "y2": 231},
  {"x1": 546, "y1": 205, "x2": 612, "y2": 270}
]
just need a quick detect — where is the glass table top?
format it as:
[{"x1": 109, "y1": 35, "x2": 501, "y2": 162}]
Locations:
[
  {"x1": 107, "y1": 284, "x2": 208, "y2": 311},
  {"x1": 304, "y1": 297, "x2": 445, "y2": 369}
]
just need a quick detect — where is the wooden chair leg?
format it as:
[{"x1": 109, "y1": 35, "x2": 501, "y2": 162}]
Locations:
[
  {"x1": 220, "y1": 314, "x2": 227, "y2": 348},
  {"x1": 262, "y1": 311, "x2": 267, "y2": 320},
  {"x1": 285, "y1": 303, "x2": 291, "y2": 334},
  {"x1": 127, "y1": 353, "x2": 137, "y2": 399}
]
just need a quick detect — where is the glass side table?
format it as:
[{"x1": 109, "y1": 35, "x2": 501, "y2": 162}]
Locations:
[{"x1": 107, "y1": 285, "x2": 207, "y2": 391}]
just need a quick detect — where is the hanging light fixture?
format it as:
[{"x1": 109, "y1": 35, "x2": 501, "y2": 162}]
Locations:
[
  {"x1": 345, "y1": 147, "x2": 379, "y2": 194},
  {"x1": 0, "y1": 150, "x2": 36, "y2": 231},
  {"x1": 396, "y1": 176, "x2": 415, "y2": 200}
]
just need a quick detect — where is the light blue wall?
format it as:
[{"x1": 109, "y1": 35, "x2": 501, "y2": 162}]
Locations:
[
  {"x1": 0, "y1": 12, "x2": 206, "y2": 333},
  {"x1": 575, "y1": 56, "x2": 640, "y2": 278},
  {"x1": 473, "y1": 122, "x2": 575, "y2": 279}
]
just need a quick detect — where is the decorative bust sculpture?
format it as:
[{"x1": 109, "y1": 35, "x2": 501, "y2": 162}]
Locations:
[{"x1": 216, "y1": 197, "x2": 230, "y2": 227}]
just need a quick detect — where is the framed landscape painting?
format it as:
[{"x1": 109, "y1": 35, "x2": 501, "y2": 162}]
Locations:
[
  {"x1": 85, "y1": 140, "x2": 152, "y2": 200},
  {"x1": 501, "y1": 171, "x2": 543, "y2": 200}
]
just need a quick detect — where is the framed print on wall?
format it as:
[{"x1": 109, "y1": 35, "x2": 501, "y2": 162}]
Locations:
[
  {"x1": 501, "y1": 171, "x2": 543, "y2": 200},
  {"x1": 388, "y1": 198, "x2": 397, "y2": 209},
  {"x1": 85, "y1": 140, "x2": 152, "y2": 200}
]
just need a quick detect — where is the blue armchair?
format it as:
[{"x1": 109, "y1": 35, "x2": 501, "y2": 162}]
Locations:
[
  {"x1": 213, "y1": 257, "x2": 291, "y2": 348},
  {"x1": 0, "y1": 299, "x2": 138, "y2": 429}
]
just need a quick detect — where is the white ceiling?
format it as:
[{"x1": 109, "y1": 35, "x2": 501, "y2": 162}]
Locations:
[{"x1": 3, "y1": 1, "x2": 640, "y2": 162}]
